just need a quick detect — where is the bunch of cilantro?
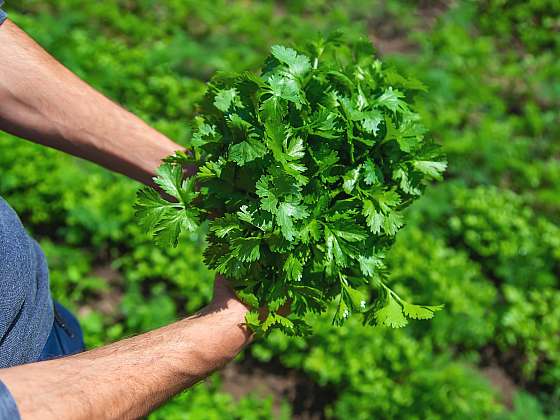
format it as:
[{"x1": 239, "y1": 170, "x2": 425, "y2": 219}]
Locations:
[{"x1": 136, "y1": 34, "x2": 446, "y2": 336}]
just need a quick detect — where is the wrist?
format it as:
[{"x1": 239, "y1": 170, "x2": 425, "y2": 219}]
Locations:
[
  {"x1": 202, "y1": 298, "x2": 252, "y2": 343},
  {"x1": 136, "y1": 136, "x2": 183, "y2": 186},
  {"x1": 181, "y1": 303, "x2": 251, "y2": 372}
]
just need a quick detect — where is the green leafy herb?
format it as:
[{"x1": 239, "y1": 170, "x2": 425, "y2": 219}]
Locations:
[{"x1": 136, "y1": 35, "x2": 446, "y2": 335}]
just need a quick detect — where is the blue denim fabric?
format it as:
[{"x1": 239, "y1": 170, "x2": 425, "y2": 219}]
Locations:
[
  {"x1": 0, "y1": 197, "x2": 53, "y2": 368},
  {"x1": 0, "y1": 381, "x2": 19, "y2": 420},
  {"x1": 0, "y1": 194, "x2": 87, "y2": 419},
  {"x1": 0, "y1": 1, "x2": 7, "y2": 25},
  {"x1": 0, "y1": 195, "x2": 54, "y2": 419},
  {"x1": 38, "y1": 302, "x2": 85, "y2": 361}
]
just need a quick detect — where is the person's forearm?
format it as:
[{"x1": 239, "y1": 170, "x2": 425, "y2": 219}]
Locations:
[
  {"x1": 0, "y1": 20, "x2": 182, "y2": 186},
  {"x1": 0, "y1": 297, "x2": 250, "y2": 420}
]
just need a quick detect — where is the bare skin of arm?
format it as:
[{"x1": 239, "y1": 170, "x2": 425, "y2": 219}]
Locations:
[
  {"x1": 0, "y1": 18, "x2": 252, "y2": 419},
  {"x1": 0, "y1": 277, "x2": 252, "y2": 419},
  {"x1": 0, "y1": 19, "x2": 183, "y2": 186}
]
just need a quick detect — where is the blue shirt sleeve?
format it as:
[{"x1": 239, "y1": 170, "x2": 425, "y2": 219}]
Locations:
[
  {"x1": 0, "y1": 381, "x2": 20, "y2": 420},
  {"x1": 0, "y1": 1, "x2": 7, "y2": 25}
]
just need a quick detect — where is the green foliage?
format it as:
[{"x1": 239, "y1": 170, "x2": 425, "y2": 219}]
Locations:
[
  {"x1": 412, "y1": 184, "x2": 560, "y2": 289},
  {"x1": 478, "y1": 0, "x2": 560, "y2": 54},
  {"x1": 253, "y1": 313, "x2": 503, "y2": 419},
  {"x1": 387, "y1": 226, "x2": 498, "y2": 350},
  {"x1": 498, "y1": 392, "x2": 560, "y2": 420},
  {"x1": 410, "y1": 182, "x2": 560, "y2": 411},
  {"x1": 148, "y1": 376, "x2": 290, "y2": 420},
  {"x1": 2, "y1": 0, "x2": 559, "y2": 418},
  {"x1": 501, "y1": 286, "x2": 560, "y2": 404},
  {"x1": 137, "y1": 37, "x2": 446, "y2": 334}
]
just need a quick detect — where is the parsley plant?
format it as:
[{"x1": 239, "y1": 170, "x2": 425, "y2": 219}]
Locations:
[{"x1": 136, "y1": 34, "x2": 446, "y2": 335}]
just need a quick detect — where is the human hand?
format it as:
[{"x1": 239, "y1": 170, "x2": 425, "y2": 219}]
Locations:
[
  {"x1": 207, "y1": 275, "x2": 251, "y2": 317},
  {"x1": 203, "y1": 275, "x2": 290, "y2": 340}
]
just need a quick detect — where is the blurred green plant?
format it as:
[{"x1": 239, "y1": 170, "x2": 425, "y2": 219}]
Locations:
[{"x1": 1, "y1": 0, "x2": 559, "y2": 418}]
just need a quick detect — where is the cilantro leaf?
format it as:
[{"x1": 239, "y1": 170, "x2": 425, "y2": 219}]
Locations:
[
  {"x1": 342, "y1": 167, "x2": 361, "y2": 194},
  {"x1": 231, "y1": 237, "x2": 261, "y2": 262},
  {"x1": 382, "y1": 211, "x2": 404, "y2": 236},
  {"x1": 229, "y1": 138, "x2": 268, "y2": 166},
  {"x1": 153, "y1": 163, "x2": 184, "y2": 200},
  {"x1": 358, "y1": 253, "x2": 385, "y2": 277},
  {"x1": 214, "y1": 88, "x2": 239, "y2": 112},
  {"x1": 271, "y1": 45, "x2": 311, "y2": 77},
  {"x1": 362, "y1": 110, "x2": 383, "y2": 135},
  {"x1": 376, "y1": 87, "x2": 408, "y2": 113},
  {"x1": 135, "y1": 188, "x2": 176, "y2": 232},
  {"x1": 277, "y1": 201, "x2": 309, "y2": 240},
  {"x1": 374, "y1": 293, "x2": 408, "y2": 328},
  {"x1": 402, "y1": 301, "x2": 444, "y2": 320},
  {"x1": 413, "y1": 160, "x2": 448, "y2": 180},
  {"x1": 283, "y1": 254, "x2": 303, "y2": 282},
  {"x1": 362, "y1": 200, "x2": 384, "y2": 234},
  {"x1": 267, "y1": 74, "x2": 303, "y2": 104},
  {"x1": 363, "y1": 159, "x2": 380, "y2": 185},
  {"x1": 136, "y1": 37, "x2": 446, "y2": 336}
]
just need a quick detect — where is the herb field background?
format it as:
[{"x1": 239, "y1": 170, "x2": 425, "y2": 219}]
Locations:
[{"x1": 2, "y1": 1, "x2": 559, "y2": 419}]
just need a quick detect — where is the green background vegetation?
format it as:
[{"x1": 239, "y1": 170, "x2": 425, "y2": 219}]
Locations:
[{"x1": 1, "y1": 1, "x2": 559, "y2": 418}]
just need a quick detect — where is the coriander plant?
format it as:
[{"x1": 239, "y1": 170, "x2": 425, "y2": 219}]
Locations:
[{"x1": 136, "y1": 34, "x2": 446, "y2": 335}]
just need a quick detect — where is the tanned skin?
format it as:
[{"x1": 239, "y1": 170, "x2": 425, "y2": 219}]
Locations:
[
  {"x1": 0, "y1": 278, "x2": 251, "y2": 419},
  {"x1": 0, "y1": 19, "x2": 252, "y2": 419},
  {"x1": 0, "y1": 20, "x2": 181, "y2": 186}
]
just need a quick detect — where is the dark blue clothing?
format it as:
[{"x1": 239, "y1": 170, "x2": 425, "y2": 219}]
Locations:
[
  {"x1": 39, "y1": 302, "x2": 85, "y2": 361},
  {"x1": 0, "y1": 176, "x2": 86, "y2": 419},
  {"x1": 0, "y1": 5, "x2": 86, "y2": 417},
  {"x1": 0, "y1": 194, "x2": 51, "y2": 420},
  {"x1": 0, "y1": 196, "x2": 53, "y2": 367},
  {"x1": 0, "y1": 195, "x2": 86, "y2": 420},
  {"x1": 0, "y1": 1, "x2": 6, "y2": 25},
  {"x1": 0, "y1": 382, "x2": 17, "y2": 420}
]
